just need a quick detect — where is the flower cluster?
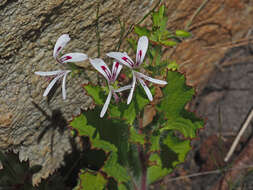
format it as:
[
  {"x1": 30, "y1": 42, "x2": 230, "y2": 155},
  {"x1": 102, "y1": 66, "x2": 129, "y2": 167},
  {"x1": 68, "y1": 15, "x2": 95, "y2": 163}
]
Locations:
[
  {"x1": 35, "y1": 34, "x2": 87, "y2": 100},
  {"x1": 35, "y1": 34, "x2": 167, "y2": 117}
]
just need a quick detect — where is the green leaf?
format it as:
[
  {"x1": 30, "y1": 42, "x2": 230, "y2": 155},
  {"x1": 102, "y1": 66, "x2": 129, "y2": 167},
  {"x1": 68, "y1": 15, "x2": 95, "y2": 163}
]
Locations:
[
  {"x1": 129, "y1": 126, "x2": 145, "y2": 145},
  {"x1": 167, "y1": 60, "x2": 178, "y2": 71},
  {"x1": 149, "y1": 135, "x2": 160, "y2": 152},
  {"x1": 127, "y1": 144, "x2": 142, "y2": 180},
  {"x1": 152, "y1": 11, "x2": 160, "y2": 28},
  {"x1": 160, "y1": 40, "x2": 177, "y2": 47},
  {"x1": 75, "y1": 171, "x2": 107, "y2": 190},
  {"x1": 162, "y1": 132, "x2": 191, "y2": 165},
  {"x1": 175, "y1": 30, "x2": 192, "y2": 38},
  {"x1": 84, "y1": 84, "x2": 105, "y2": 105},
  {"x1": 71, "y1": 110, "x2": 131, "y2": 188},
  {"x1": 118, "y1": 183, "x2": 128, "y2": 190},
  {"x1": 146, "y1": 70, "x2": 203, "y2": 184},
  {"x1": 70, "y1": 114, "x2": 117, "y2": 153},
  {"x1": 157, "y1": 70, "x2": 203, "y2": 137},
  {"x1": 147, "y1": 153, "x2": 172, "y2": 184},
  {"x1": 152, "y1": 5, "x2": 166, "y2": 28},
  {"x1": 147, "y1": 132, "x2": 191, "y2": 184},
  {"x1": 161, "y1": 117, "x2": 204, "y2": 138},
  {"x1": 110, "y1": 86, "x2": 149, "y2": 125},
  {"x1": 134, "y1": 26, "x2": 150, "y2": 37},
  {"x1": 158, "y1": 5, "x2": 165, "y2": 21},
  {"x1": 157, "y1": 71, "x2": 195, "y2": 120},
  {"x1": 102, "y1": 152, "x2": 130, "y2": 183}
]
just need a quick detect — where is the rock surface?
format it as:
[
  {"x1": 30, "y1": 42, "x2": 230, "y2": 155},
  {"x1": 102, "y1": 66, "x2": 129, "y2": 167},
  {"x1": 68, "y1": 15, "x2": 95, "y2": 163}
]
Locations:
[{"x1": 0, "y1": 0, "x2": 156, "y2": 184}]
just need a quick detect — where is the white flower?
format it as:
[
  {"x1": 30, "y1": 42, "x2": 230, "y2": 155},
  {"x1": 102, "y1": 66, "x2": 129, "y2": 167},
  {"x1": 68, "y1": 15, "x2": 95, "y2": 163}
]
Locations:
[
  {"x1": 107, "y1": 36, "x2": 167, "y2": 104},
  {"x1": 35, "y1": 70, "x2": 71, "y2": 100},
  {"x1": 53, "y1": 34, "x2": 88, "y2": 64},
  {"x1": 35, "y1": 34, "x2": 88, "y2": 99},
  {"x1": 89, "y1": 58, "x2": 131, "y2": 117}
]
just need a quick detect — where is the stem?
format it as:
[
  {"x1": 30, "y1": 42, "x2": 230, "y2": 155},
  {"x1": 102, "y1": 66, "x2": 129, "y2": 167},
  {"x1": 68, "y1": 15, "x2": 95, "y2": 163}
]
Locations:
[
  {"x1": 137, "y1": 114, "x2": 148, "y2": 190},
  {"x1": 123, "y1": 0, "x2": 162, "y2": 40},
  {"x1": 138, "y1": 146, "x2": 147, "y2": 190}
]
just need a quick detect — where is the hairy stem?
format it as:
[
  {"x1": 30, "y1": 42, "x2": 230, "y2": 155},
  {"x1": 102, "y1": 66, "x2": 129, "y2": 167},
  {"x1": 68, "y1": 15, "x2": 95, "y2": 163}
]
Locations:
[
  {"x1": 140, "y1": 149, "x2": 147, "y2": 190},
  {"x1": 137, "y1": 114, "x2": 148, "y2": 190}
]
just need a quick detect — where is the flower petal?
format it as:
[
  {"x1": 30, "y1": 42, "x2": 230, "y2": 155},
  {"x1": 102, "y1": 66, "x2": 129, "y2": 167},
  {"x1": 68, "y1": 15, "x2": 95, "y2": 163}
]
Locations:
[
  {"x1": 137, "y1": 77, "x2": 153, "y2": 101},
  {"x1": 114, "y1": 84, "x2": 132, "y2": 93},
  {"x1": 135, "y1": 71, "x2": 167, "y2": 85},
  {"x1": 136, "y1": 36, "x2": 148, "y2": 66},
  {"x1": 111, "y1": 61, "x2": 122, "y2": 82},
  {"x1": 106, "y1": 52, "x2": 134, "y2": 68},
  {"x1": 53, "y1": 34, "x2": 70, "y2": 59},
  {"x1": 43, "y1": 74, "x2": 62, "y2": 97},
  {"x1": 35, "y1": 70, "x2": 62, "y2": 76},
  {"x1": 127, "y1": 73, "x2": 136, "y2": 105},
  {"x1": 60, "y1": 53, "x2": 88, "y2": 63},
  {"x1": 61, "y1": 71, "x2": 71, "y2": 100},
  {"x1": 89, "y1": 58, "x2": 112, "y2": 82},
  {"x1": 100, "y1": 90, "x2": 112, "y2": 118}
]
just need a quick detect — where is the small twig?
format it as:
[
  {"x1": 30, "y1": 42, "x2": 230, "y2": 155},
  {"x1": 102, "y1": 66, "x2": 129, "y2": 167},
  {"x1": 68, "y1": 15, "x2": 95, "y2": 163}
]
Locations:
[
  {"x1": 115, "y1": 18, "x2": 126, "y2": 51},
  {"x1": 185, "y1": 0, "x2": 209, "y2": 30},
  {"x1": 224, "y1": 108, "x2": 253, "y2": 162},
  {"x1": 123, "y1": 0, "x2": 162, "y2": 40},
  {"x1": 204, "y1": 37, "x2": 253, "y2": 50},
  {"x1": 95, "y1": 1, "x2": 101, "y2": 57},
  {"x1": 166, "y1": 164, "x2": 253, "y2": 182}
]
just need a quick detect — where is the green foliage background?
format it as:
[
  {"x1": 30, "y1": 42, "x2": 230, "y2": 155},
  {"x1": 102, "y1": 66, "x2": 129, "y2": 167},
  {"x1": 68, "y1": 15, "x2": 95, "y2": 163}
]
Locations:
[{"x1": 70, "y1": 4, "x2": 202, "y2": 190}]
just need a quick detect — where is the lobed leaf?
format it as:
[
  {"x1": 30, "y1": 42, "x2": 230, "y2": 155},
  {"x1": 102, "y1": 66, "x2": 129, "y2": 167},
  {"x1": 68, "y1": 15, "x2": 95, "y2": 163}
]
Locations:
[
  {"x1": 147, "y1": 132, "x2": 191, "y2": 184},
  {"x1": 157, "y1": 71, "x2": 195, "y2": 120},
  {"x1": 70, "y1": 114, "x2": 117, "y2": 153},
  {"x1": 84, "y1": 84, "x2": 105, "y2": 105},
  {"x1": 110, "y1": 86, "x2": 149, "y2": 125},
  {"x1": 147, "y1": 153, "x2": 172, "y2": 184},
  {"x1": 134, "y1": 26, "x2": 151, "y2": 37},
  {"x1": 74, "y1": 171, "x2": 107, "y2": 190},
  {"x1": 102, "y1": 152, "x2": 130, "y2": 183}
]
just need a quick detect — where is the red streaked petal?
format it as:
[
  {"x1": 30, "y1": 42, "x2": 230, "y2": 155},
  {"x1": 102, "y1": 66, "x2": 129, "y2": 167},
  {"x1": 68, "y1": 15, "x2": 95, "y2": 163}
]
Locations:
[
  {"x1": 53, "y1": 34, "x2": 70, "y2": 59},
  {"x1": 135, "y1": 71, "x2": 167, "y2": 85},
  {"x1": 89, "y1": 58, "x2": 112, "y2": 82},
  {"x1": 111, "y1": 61, "x2": 122, "y2": 82},
  {"x1": 136, "y1": 36, "x2": 148, "y2": 66},
  {"x1": 106, "y1": 52, "x2": 134, "y2": 68},
  {"x1": 137, "y1": 77, "x2": 153, "y2": 101},
  {"x1": 60, "y1": 53, "x2": 88, "y2": 63}
]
